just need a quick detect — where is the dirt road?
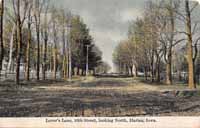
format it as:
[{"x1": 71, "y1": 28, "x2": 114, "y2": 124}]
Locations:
[{"x1": 0, "y1": 77, "x2": 200, "y2": 117}]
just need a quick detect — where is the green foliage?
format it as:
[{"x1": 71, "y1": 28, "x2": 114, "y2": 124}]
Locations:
[{"x1": 70, "y1": 15, "x2": 101, "y2": 70}]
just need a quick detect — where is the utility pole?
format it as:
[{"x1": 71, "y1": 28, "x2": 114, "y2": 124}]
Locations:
[
  {"x1": 67, "y1": 21, "x2": 72, "y2": 81},
  {"x1": 86, "y1": 45, "x2": 90, "y2": 76}
]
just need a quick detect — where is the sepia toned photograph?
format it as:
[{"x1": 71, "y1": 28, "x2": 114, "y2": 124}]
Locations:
[{"x1": 0, "y1": 0, "x2": 200, "y2": 125}]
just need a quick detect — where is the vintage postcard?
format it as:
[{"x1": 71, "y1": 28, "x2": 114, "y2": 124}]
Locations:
[{"x1": 0, "y1": 0, "x2": 200, "y2": 127}]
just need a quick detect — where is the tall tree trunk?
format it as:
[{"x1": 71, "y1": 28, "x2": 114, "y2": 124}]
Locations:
[
  {"x1": 156, "y1": 67, "x2": 160, "y2": 83},
  {"x1": 15, "y1": 0, "x2": 22, "y2": 85},
  {"x1": 25, "y1": 22, "x2": 31, "y2": 81},
  {"x1": 166, "y1": 45, "x2": 173, "y2": 85},
  {"x1": 166, "y1": 49, "x2": 172, "y2": 85},
  {"x1": 35, "y1": 0, "x2": 41, "y2": 81},
  {"x1": 53, "y1": 47, "x2": 57, "y2": 80},
  {"x1": 93, "y1": 68, "x2": 95, "y2": 76},
  {"x1": 130, "y1": 66, "x2": 133, "y2": 77},
  {"x1": 42, "y1": 19, "x2": 48, "y2": 80},
  {"x1": 0, "y1": 0, "x2": 4, "y2": 76},
  {"x1": 66, "y1": 53, "x2": 69, "y2": 78},
  {"x1": 42, "y1": 36, "x2": 47, "y2": 80},
  {"x1": 166, "y1": 61, "x2": 172, "y2": 85},
  {"x1": 166, "y1": 0, "x2": 174, "y2": 85},
  {"x1": 52, "y1": 20, "x2": 57, "y2": 80},
  {"x1": 63, "y1": 56, "x2": 67, "y2": 78},
  {"x1": 42, "y1": 2, "x2": 49, "y2": 80},
  {"x1": 62, "y1": 28, "x2": 66, "y2": 79},
  {"x1": 135, "y1": 65, "x2": 138, "y2": 77},
  {"x1": 144, "y1": 67, "x2": 148, "y2": 81},
  {"x1": 185, "y1": 0, "x2": 195, "y2": 89},
  {"x1": 151, "y1": 50, "x2": 155, "y2": 82},
  {"x1": 36, "y1": 24, "x2": 40, "y2": 80},
  {"x1": 50, "y1": 44, "x2": 53, "y2": 72},
  {"x1": 81, "y1": 69, "x2": 84, "y2": 76},
  {"x1": 7, "y1": 24, "x2": 15, "y2": 72},
  {"x1": 156, "y1": 57, "x2": 161, "y2": 83},
  {"x1": 193, "y1": 60, "x2": 196, "y2": 86}
]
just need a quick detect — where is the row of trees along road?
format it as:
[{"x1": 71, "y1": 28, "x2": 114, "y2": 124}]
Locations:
[
  {"x1": 113, "y1": 0, "x2": 200, "y2": 89},
  {"x1": 0, "y1": 0, "x2": 107, "y2": 84}
]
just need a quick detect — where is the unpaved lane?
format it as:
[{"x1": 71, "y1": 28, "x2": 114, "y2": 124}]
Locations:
[{"x1": 0, "y1": 77, "x2": 200, "y2": 117}]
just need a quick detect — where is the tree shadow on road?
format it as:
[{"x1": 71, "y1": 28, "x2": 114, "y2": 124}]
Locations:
[{"x1": 78, "y1": 79, "x2": 128, "y2": 88}]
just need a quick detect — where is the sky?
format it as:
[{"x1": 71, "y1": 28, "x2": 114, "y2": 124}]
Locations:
[{"x1": 54, "y1": 0, "x2": 146, "y2": 71}]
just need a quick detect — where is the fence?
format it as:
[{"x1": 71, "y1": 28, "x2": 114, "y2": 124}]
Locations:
[{"x1": 0, "y1": 70, "x2": 61, "y2": 81}]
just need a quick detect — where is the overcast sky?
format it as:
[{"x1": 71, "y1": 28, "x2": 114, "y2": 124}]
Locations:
[{"x1": 54, "y1": 0, "x2": 146, "y2": 71}]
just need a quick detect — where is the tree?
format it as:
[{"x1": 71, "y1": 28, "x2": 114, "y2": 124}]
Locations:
[
  {"x1": 185, "y1": 0, "x2": 195, "y2": 89},
  {"x1": 114, "y1": 0, "x2": 180, "y2": 83},
  {"x1": 25, "y1": 0, "x2": 33, "y2": 81},
  {"x1": 185, "y1": 0, "x2": 200, "y2": 88},
  {"x1": 41, "y1": 1, "x2": 49, "y2": 80},
  {"x1": 56, "y1": 9, "x2": 72, "y2": 79},
  {"x1": 113, "y1": 41, "x2": 133, "y2": 75},
  {"x1": 57, "y1": 9, "x2": 67, "y2": 79},
  {"x1": 50, "y1": 7, "x2": 59, "y2": 80},
  {"x1": 1, "y1": 0, "x2": 102, "y2": 82},
  {"x1": 12, "y1": 0, "x2": 29, "y2": 84},
  {"x1": 7, "y1": 25, "x2": 15, "y2": 72},
  {"x1": 34, "y1": 0, "x2": 45, "y2": 80},
  {"x1": 155, "y1": 0, "x2": 183, "y2": 85},
  {"x1": 175, "y1": 0, "x2": 200, "y2": 88},
  {"x1": 88, "y1": 45, "x2": 102, "y2": 74},
  {"x1": 95, "y1": 62, "x2": 111, "y2": 74},
  {"x1": 70, "y1": 16, "x2": 100, "y2": 76},
  {"x1": 162, "y1": 0, "x2": 176, "y2": 85},
  {"x1": 0, "y1": 0, "x2": 4, "y2": 76}
]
